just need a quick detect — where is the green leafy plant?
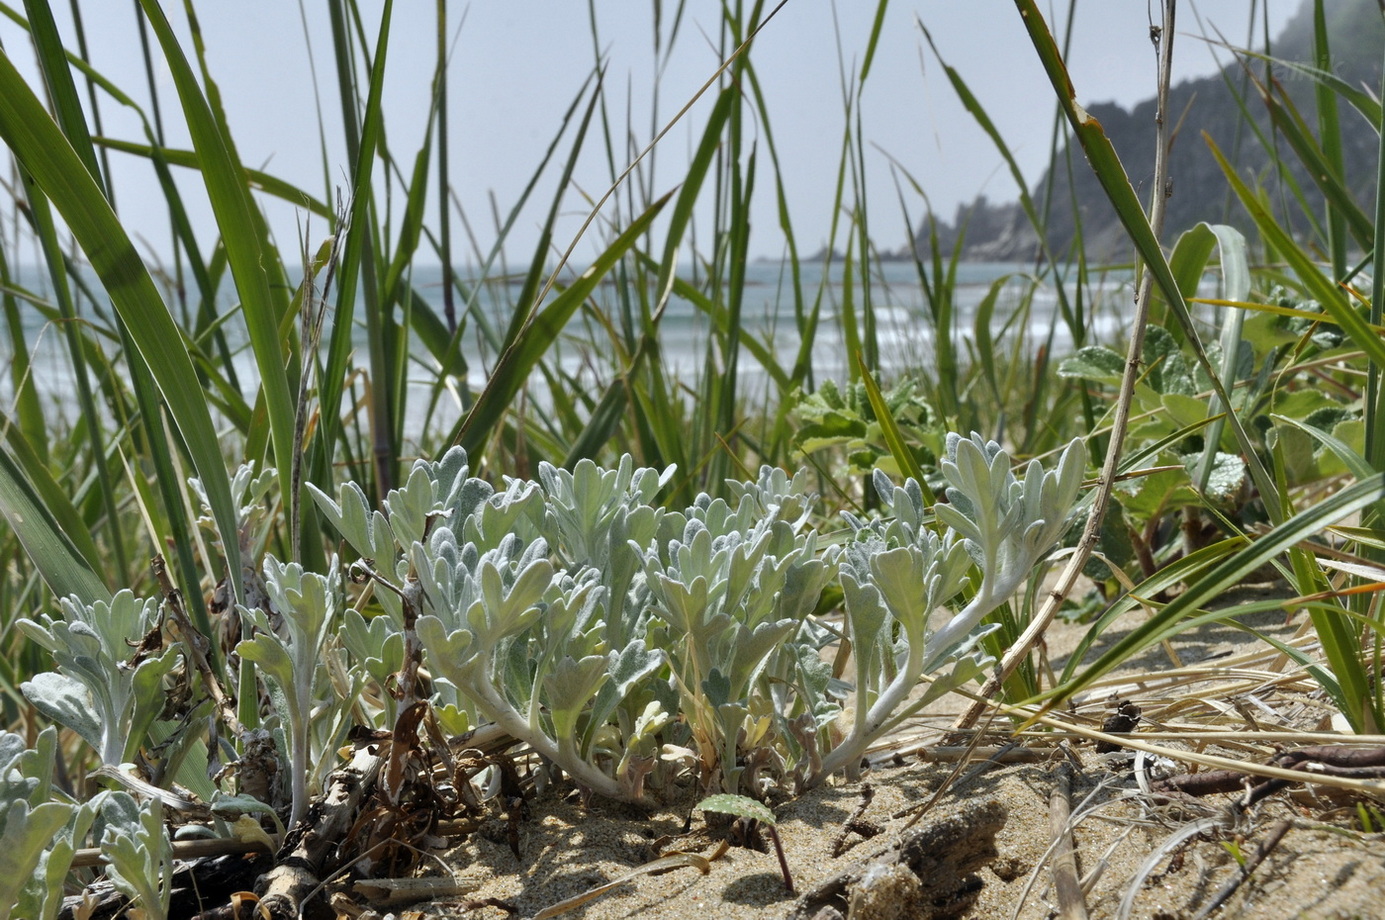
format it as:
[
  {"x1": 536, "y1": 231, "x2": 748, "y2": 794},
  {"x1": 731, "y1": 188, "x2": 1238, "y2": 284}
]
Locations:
[
  {"x1": 697, "y1": 792, "x2": 794, "y2": 893},
  {"x1": 791, "y1": 377, "x2": 943, "y2": 482},
  {"x1": 308, "y1": 447, "x2": 516, "y2": 734}
]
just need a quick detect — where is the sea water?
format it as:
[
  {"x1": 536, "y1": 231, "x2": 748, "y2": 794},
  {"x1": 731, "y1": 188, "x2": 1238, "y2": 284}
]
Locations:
[{"x1": 0, "y1": 259, "x2": 1141, "y2": 439}]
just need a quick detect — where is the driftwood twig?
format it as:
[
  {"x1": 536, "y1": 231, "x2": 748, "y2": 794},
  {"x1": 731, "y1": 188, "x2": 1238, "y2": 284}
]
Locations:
[
  {"x1": 1048, "y1": 764, "x2": 1089, "y2": 920},
  {"x1": 1154, "y1": 744, "x2": 1385, "y2": 807},
  {"x1": 255, "y1": 741, "x2": 384, "y2": 918}
]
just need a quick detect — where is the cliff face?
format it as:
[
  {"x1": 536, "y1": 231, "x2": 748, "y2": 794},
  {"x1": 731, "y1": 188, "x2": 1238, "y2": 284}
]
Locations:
[{"x1": 915, "y1": 0, "x2": 1385, "y2": 263}]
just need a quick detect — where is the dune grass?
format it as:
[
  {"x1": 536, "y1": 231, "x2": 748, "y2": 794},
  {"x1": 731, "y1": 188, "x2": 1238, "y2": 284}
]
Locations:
[{"x1": 0, "y1": 1, "x2": 1384, "y2": 911}]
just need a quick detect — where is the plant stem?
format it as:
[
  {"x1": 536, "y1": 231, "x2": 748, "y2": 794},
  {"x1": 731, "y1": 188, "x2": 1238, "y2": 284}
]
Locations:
[
  {"x1": 469, "y1": 662, "x2": 628, "y2": 801},
  {"x1": 767, "y1": 824, "x2": 794, "y2": 894},
  {"x1": 950, "y1": 0, "x2": 1179, "y2": 734}
]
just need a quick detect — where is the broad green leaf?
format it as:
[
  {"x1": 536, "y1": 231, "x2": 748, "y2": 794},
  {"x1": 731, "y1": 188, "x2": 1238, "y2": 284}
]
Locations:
[
  {"x1": 1175, "y1": 223, "x2": 1251, "y2": 491},
  {"x1": 1191, "y1": 452, "x2": 1248, "y2": 509},
  {"x1": 1057, "y1": 345, "x2": 1125, "y2": 384},
  {"x1": 17, "y1": 673, "x2": 102, "y2": 759},
  {"x1": 697, "y1": 793, "x2": 776, "y2": 826}
]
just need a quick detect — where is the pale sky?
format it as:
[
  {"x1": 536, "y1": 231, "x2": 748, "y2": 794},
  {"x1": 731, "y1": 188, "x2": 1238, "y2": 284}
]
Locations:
[{"x1": 0, "y1": 2, "x2": 1298, "y2": 266}]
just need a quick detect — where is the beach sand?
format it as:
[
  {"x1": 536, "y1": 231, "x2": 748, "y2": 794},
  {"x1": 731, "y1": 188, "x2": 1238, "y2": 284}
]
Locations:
[{"x1": 354, "y1": 592, "x2": 1385, "y2": 920}]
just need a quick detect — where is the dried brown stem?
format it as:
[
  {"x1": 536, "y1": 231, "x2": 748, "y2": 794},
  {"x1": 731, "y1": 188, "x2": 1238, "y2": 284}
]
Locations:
[
  {"x1": 152, "y1": 554, "x2": 243, "y2": 736},
  {"x1": 69, "y1": 834, "x2": 275, "y2": 870},
  {"x1": 767, "y1": 824, "x2": 796, "y2": 895},
  {"x1": 830, "y1": 782, "x2": 879, "y2": 857},
  {"x1": 255, "y1": 741, "x2": 384, "y2": 919},
  {"x1": 1048, "y1": 764, "x2": 1089, "y2": 920},
  {"x1": 1154, "y1": 744, "x2": 1385, "y2": 806}
]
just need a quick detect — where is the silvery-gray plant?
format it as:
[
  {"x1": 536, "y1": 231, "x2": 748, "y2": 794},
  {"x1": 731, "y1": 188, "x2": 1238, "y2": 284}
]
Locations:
[
  {"x1": 190, "y1": 461, "x2": 278, "y2": 621},
  {"x1": 640, "y1": 466, "x2": 837, "y2": 796},
  {"x1": 17, "y1": 591, "x2": 181, "y2": 768},
  {"x1": 235, "y1": 556, "x2": 344, "y2": 829},
  {"x1": 0, "y1": 728, "x2": 97, "y2": 920},
  {"x1": 309, "y1": 448, "x2": 536, "y2": 733},
  {"x1": 531, "y1": 458, "x2": 680, "y2": 786},
  {"x1": 931, "y1": 433, "x2": 1085, "y2": 666},
  {"x1": 307, "y1": 447, "x2": 523, "y2": 612},
  {"x1": 315, "y1": 448, "x2": 671, "y2": 801},
  {"x1": 535, "y1": 456, "x2": 674, "y2": 652},
  {"x1": 99, "y1": 792, "x2": 173, "y2": 920},
  {"x1": 413, "y1": 531, "x2": 666, "y2": 800},
  {"x1": 813, "y1": 434, "x2": 1085, "y2": 782}
]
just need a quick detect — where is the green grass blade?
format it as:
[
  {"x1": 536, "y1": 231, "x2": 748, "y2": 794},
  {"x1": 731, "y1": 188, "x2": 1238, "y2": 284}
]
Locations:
[
  {"x1": 0, "y1": 417, "x2": 103, "y2": 577},
  {"x1": 503, "y1": 75, "x2": 602, "y2": 357},
  {"x1": 0, "y1": 251, "x2": 45, "y2": 461},
  {"x1": 1177, "y1": 223, "x2": 1249, "y2": 490},
  {"x1": 1011, "y1": 0, "x2": 1280, "y2": 524},
  {"x1": 379, "y1": 130, "x2": 433, "y2": 325},
  {"x1": 433, "y1": 0, "x2": 455, "y2": 334},
  {"x1": 1231, "y1": 49, "x2": 1382, "y2": 129},
  {"x1": 0, "y1": 443, "x2": 109, "y2": 604},
  {"x1": 653, "y1": 86, "x2": 735, "y2": 326},
  {"x1": 858, "y1": 358, "x2": 930, "y2": 499},
  {"x1": 857, "y1": 0, "x2": 889, "y2": 83},
  {"x1": 918, "y1": 20, "x2": 1077, "y2": 334},
  {"x1": 314, "y1": 0, "x2": 394, "y2": 497},
  {"x1": 1312, "y1": 0, "x2": 1348, "y2": 279},
  {"x1": 92, "y1": 137, "x2": 333, "y2": 218},
  {"x1": 1258, "y1": 83, "x2": 1372, "y2": 252},
  {"x1": 118, "y1": 320, "x2": 217, "y2": 659},
  {"x1": 22, "y1": 0, "x2": 129, "y2": 578},
  {"x1": 452, "y1": 190, "x2": 673, "y2": 457},
  {"x1": 562, "y1": 88, "x2": 736, "y2": 466},
  {"x1": 0, "y1": 43, "x2": 243, "y2": 600},
  {"x1": 1370, "y1": 36, "x2": 1385, "y2": 486},
  {"x1": 1207, "y1": 135, "x2": 1385, "y2": 370},
  {"x1": 24, "y1": 187, "x2": 130, "y2": 581},
  {"x1": 2, "y1": 25, "x2": 248, "y2": 382},
  {"x1": 1272, "y1": 414, "x2": 1376, "y2": 487},
  {"x1": 707, "y1": 141, "x2": 755, "y2": 487},
  {"x1": 1048, "y1": 473, "x2": 1385, "y2": 716},
  {"x1": 136, "y1": 0, "x2": 296, "y2": 543},
  {"x1": 23, "y1": 0, "x2": 103, "y2": 187}
]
